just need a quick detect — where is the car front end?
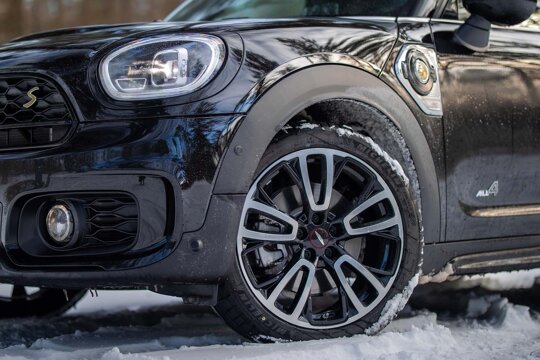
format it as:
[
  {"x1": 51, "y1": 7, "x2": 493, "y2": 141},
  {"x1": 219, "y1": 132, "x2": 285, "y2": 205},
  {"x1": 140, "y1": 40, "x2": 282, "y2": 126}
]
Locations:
[
  {"x1": 0, "y1": 0, "x2": 450, "y2": 340},
  {"x1": 0, "y1": 23, "x2": 253, "y2": 297},
  {"x1": 0, "y1": 5, "x2": 409, "y2": 291}
]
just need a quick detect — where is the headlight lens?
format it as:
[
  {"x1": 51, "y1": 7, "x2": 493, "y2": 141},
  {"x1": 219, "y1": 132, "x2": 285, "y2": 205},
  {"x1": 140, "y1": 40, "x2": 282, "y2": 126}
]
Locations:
[{"x1": 100, "y1": 35, "x2": 225, "y2": 100}]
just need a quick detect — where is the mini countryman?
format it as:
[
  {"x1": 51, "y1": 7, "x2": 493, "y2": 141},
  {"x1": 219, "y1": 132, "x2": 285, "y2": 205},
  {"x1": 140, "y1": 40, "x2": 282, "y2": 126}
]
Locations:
[{"x1": 0, "y1": 0, "x2": 537, "y2": 341}]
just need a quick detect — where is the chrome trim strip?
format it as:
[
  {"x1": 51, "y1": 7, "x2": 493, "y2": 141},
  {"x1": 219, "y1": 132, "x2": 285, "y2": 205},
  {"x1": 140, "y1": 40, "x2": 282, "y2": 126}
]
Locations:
[
  {"x1": 458, "y1": 255, "x2": 540, "y2": 270},
  {"x1": 468, "y1": 204, "x2": 540, "y2": 218}
]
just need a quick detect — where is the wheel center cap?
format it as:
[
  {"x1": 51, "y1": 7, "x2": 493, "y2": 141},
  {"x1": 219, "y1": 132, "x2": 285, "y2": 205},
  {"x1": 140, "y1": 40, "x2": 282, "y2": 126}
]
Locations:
[{"x1": 308, "y1": 228, "x2": 331, "y2": 249}]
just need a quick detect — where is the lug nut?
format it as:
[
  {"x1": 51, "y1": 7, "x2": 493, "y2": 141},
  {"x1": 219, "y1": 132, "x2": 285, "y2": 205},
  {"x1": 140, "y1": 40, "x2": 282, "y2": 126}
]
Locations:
[
  {"x1": 325, "y1": 247, "x2": 333, "y2": 258},
  {"x1": 304, "y1": 249, "x2": 315, "y2": 260},
  {"x1": 312, "y1": 213, "x2": 324, "y2": 225}
]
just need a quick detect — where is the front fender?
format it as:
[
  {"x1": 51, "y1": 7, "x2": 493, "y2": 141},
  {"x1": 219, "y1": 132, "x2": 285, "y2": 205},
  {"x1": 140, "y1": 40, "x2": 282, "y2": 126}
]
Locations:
[{"x1": 213, "y1": 64, "x2": 441, "y2": 244}]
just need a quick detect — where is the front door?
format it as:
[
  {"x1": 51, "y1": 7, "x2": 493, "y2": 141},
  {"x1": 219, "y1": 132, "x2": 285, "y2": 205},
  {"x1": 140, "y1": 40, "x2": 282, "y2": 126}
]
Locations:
[{"x1": 432, "y1": 1, "x2": 540, "y2": 241}]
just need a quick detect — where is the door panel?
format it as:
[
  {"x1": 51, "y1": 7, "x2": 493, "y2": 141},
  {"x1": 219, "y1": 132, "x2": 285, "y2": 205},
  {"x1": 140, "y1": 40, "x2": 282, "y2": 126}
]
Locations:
[{"x1": 432, "y1": 21, "x2": 540, "y2": 241}]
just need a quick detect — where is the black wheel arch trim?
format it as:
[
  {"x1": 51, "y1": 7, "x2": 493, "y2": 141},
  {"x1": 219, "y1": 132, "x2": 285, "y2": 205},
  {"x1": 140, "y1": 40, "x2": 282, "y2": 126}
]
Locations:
[{"x1": 213, "y1": 64, "x2": 441, "y2": 244}]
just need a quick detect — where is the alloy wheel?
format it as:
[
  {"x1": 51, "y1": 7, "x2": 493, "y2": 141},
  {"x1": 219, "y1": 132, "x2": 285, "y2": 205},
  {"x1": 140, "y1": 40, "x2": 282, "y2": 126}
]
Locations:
[{"x1": 237, "y1": 148, "x2": 404, "y2": 329}]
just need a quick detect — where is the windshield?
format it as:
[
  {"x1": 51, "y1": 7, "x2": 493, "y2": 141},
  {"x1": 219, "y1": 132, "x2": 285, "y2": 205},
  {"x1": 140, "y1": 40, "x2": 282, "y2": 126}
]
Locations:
[{"x1": 166, "y1": 0, "x2": 422, "y2": 21}]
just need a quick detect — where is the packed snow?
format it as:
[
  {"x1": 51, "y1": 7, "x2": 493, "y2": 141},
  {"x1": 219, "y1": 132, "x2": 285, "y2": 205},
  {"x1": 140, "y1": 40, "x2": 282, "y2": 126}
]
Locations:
[
  {"x1": 366, "y1": 273, "x2": 420, "y2": 335},
  {"x1": 0, "y1": 269, "x2": 537, "y2": 360},
  {"x1": 455, "y1": 268, "x2": 540, "y2": 291}
]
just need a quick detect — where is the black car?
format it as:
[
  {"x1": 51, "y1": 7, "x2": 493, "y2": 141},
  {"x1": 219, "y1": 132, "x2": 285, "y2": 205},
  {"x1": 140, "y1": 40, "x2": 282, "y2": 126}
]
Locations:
[{"x1": 0, "y1": 0, "x2": 537, "y2": 341}]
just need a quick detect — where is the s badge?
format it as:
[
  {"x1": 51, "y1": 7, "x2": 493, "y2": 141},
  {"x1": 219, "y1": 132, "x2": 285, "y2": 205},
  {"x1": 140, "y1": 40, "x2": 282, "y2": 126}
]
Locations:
[{"x1": 23, "y1": 86, "x2": 39, "y2": 109}]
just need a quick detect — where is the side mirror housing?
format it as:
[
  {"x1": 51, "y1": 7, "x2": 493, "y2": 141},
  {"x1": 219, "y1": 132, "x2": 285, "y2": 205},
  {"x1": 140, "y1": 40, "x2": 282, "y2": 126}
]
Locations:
[{"x1": 454, "y1": 0, "x2": 537, "y2": 52}]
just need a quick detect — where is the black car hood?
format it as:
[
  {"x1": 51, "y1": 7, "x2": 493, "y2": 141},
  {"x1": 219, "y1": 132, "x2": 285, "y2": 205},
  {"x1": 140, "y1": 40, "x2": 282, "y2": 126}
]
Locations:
[
  {"x1": 0, "y1": 23, "x2": 181, "y2": 52},
  {"x1": 0, "y1": 17, "x2": 396, "y2": 52},
  {"x1": 0, "y1": 17, "x2": 398, "y2": 121}
]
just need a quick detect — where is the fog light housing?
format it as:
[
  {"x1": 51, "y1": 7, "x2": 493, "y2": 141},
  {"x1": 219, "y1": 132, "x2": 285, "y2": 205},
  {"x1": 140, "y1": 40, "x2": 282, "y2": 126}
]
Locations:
[{"x1": 45, "y1": 204, "x2": 74, "y2": 244}]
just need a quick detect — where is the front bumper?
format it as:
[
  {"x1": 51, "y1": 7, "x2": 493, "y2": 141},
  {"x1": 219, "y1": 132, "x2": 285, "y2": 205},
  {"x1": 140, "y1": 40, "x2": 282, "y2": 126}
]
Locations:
[
  {"x1": 0, "y1": 28, "x2": 249, "y2": 290},
  {"x1": 0, "y1": 115, "x2": 244, "y2": 288}
]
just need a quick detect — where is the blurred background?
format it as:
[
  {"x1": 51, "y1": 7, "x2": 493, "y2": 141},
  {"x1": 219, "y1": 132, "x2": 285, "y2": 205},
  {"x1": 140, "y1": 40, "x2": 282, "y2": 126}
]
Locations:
[
  {"x1": 0, "y1": 0, "x2": 538, "y2": 44},
  {"x1": 0, "y1": 0, "x2": 182, "y2": 43}
]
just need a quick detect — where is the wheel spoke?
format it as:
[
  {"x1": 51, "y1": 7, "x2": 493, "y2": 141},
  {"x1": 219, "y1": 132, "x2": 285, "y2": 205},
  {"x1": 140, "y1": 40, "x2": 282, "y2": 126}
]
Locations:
[
  {"x1": 334, "y1": 242, "x2": 397, "y2": 277},
  {"x1": 257, "y1": 183, "x2": 276, "y2": 207},
  {"x1": 268, "y1": 258, "x2": 315, "y2": 305},
  {"x1": 333, "y1": 258, "x2": 366, "y2": 314},
  {"x1": 346, "y1": 216, "x2": 399, "y2": 236},
  {"x1": 299, "y1": 152, "x2": 334, "y2": 211},
  {"x1": 343, "y1": 190, "x2": 399, "y2": 236},
  {"x1": 344, "y1": 190, "x2": 389, "y2": 223},
  {"x1": 357, "y1": 177, "x2": 376, "y2": 204},
  {"x1": 241, "y1": 229, "x2": 297, "y2": 243},
  {"x1": 241, "y1": 242, "x2": 265, "y2": 256},
  {"x1": 283, "y1": 162, "x2": 305, "y2": 189},
  {"x1": 333, "y1": 158, "x2": 349, "y2": 186},
  {"x1": 321, "y1": 258, "x2": 354, "y2": 318},
  {"x1": 282, "y1": 162, "x2": 311, "y2": 214},
  {"x1": 335, "y1": 255, "x2": 385, "y2": 295},
  {"x1": 291, "y1": 263, "x2": 316, "y2": 319},
  {"x1": 253, "y1": 274, "x2": 284, "y2": 290},
  {"x1": 241, "y1": 200, "x2": 299, "y2": 242},
  {"x1": 333, "y1": 255, "x2": 386, "y2": 315},
  {"x1": 251, "y1": 251, "x2": 302, "y2": 290}
]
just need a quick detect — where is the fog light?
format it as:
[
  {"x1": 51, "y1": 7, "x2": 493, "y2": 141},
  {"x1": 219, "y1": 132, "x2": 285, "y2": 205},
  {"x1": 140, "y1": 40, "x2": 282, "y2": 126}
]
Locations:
[{"x1": 46, "y1": 204, "x2": 74, "y2": 243}]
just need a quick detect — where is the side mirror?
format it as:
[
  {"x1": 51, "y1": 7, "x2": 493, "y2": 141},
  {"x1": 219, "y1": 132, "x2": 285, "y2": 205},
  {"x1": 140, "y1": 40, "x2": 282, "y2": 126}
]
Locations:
[{"x1": 454, "y1": 0, "x2": 537, "y2": 52}]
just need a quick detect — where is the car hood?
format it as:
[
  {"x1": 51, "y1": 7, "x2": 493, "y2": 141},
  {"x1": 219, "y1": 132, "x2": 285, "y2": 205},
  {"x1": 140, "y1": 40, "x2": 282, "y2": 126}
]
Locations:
[
  {"x1": 0, "y1": 23, "x2": 182, "y2": 52},
  {"x1": 0, "y1": 17, "x2": 398, "y2": 121},
  {"x1": 0, "y1": 17, "x2": 396, "y2": 52}
]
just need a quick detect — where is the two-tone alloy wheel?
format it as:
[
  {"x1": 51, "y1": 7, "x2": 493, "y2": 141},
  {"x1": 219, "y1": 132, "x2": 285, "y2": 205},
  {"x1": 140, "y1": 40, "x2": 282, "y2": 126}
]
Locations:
[
  {"x1": 216, "y1": 128, "x2": 422, "y2": 341},
  {"x1": 238, "y1": 147, "x2": 403, "y2": 329}
]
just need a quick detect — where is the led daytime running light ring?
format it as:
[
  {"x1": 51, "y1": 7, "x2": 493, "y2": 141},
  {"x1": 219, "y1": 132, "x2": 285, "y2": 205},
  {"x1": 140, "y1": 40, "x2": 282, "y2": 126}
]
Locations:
[{"x1": 100, "y1": 34, "x2": 225, "y2": 101}]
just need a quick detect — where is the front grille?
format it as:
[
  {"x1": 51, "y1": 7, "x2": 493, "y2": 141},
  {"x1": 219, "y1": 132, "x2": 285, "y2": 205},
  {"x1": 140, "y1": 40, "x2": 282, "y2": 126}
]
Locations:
[{"x1": 0, "y1": 76, "x2": 73, "y2": 150}]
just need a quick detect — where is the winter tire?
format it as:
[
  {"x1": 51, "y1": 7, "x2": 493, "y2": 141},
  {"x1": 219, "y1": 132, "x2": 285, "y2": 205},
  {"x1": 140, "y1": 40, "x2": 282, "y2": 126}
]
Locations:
[{"x1": 215, "y1": 125, "x2": 423, "y2": 342}]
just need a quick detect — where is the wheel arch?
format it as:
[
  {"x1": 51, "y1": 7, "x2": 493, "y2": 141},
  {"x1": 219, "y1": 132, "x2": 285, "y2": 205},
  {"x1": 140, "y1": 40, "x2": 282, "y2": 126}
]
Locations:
[{"x1": 214, "y1": 64, "x2": 440, "y2": 244}]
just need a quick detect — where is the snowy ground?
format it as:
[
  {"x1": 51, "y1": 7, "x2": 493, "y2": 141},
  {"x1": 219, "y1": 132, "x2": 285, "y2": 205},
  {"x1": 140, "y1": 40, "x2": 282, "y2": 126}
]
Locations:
[{"x1": 0, "y1": 271, "x2": 538, "y2": 360}]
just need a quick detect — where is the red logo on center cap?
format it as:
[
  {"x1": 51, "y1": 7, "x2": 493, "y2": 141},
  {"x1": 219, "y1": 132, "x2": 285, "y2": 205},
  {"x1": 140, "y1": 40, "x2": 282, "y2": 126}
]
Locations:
[{"x1": 308, "y1": 228, "x2": 331, "y2": 248}]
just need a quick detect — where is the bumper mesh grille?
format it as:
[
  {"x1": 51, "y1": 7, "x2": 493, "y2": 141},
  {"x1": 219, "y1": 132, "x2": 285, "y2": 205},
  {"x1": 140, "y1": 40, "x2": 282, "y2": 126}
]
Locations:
[
  {"x1": 83, "y1": 196, "x2": 139, "y2": 249},
  {"x1": 0, "y1": 76, "x2": 73, "y2": 150}
]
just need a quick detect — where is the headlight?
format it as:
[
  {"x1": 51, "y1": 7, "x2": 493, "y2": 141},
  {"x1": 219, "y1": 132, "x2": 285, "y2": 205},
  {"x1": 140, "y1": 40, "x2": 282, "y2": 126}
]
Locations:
[{"x1": 100, "y1": 35, "x2": 225, "y2": 100}]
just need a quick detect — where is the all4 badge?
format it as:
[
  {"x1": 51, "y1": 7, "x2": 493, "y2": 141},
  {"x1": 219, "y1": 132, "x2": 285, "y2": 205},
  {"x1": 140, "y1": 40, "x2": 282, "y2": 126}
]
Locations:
[{"x1": 476, "y1": 181, "x2": 499, "y2": 198}]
